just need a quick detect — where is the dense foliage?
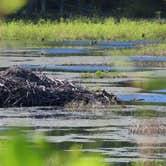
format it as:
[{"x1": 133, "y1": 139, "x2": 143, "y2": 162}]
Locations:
[{"x1": 20, "y1": 0, "x2": 166, "y2": 18}]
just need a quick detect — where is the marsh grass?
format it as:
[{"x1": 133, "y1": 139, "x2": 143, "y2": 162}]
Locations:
[
  {"x1": 110, "y1": 43, "x2": 166, "y2": 56},
  {"x1": 81, "y1": 70, "x2": 128, "y2": 79},
  {"x1": 0, "y1": 18, "x2": 166, "y2": 42}
]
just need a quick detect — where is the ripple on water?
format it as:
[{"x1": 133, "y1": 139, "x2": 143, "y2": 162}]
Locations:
[
  {"x1": 0, "y1": 40, "x2": 166, "y2": 165},
  {"x1": 0, "y1": 105, "x2": 165, "y2": 164}
]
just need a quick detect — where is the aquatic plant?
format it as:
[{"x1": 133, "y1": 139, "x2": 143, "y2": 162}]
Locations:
[
  {"x1": 95, "y1": 70, "x2": 103, "y2": 78},
  {"x1": 81, "y1": 71, "x2": 127, "y2": 79}
]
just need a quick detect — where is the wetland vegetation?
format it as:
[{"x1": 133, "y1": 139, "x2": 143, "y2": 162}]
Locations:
[
  {"x1": 0, "y1": 18, "x2": 166, "y2": 42},
  {"x1": 81, "y1": 70, "x2": 128, "y2": 79}
]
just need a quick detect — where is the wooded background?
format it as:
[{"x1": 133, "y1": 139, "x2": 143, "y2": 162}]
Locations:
[{"x1": 16, "y1": 0, "x2": 166, "y2": 18}]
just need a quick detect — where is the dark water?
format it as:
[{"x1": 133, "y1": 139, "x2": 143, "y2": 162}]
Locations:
[{"x1": 0, "y1": 40, "x2": 165, "y2": 166}]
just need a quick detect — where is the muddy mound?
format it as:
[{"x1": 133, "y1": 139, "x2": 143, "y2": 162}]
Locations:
[{"x1": 0, "y1": 67, "x2": 118, "y2": 107}]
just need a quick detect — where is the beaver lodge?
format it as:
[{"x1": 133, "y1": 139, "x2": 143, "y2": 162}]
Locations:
[{"x1": 0, "y1": 67, "x2": 119, "y2": 107}]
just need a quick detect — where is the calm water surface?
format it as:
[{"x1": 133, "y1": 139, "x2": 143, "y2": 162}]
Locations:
[{"x1": 0, "y1": 40, "x2": 165, "y2": 166}]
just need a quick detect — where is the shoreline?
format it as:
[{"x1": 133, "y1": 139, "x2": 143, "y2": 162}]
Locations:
[{"x1": 0, "y1": 40, "x2": 165, "y2": 57}]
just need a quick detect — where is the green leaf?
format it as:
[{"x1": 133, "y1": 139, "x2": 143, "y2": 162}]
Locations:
[{"x1": 0, "y1": 0, "x2": 27, "y2": 15}]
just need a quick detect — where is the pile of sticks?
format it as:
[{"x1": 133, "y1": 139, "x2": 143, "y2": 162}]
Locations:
[{"x1": 0, "y1": 67, "x2": 118, "y2": 107}]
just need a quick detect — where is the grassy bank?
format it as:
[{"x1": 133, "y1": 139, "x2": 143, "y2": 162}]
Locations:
[
  {"x1": 0, "y1": 18, "x2": 166, "y2": 42},
  {"x1": 110, "y1": 43, "x2": 166, "y2": 56}
]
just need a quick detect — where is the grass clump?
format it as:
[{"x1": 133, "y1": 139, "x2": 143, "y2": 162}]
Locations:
[
  {"x1": 81, "y1": 70, "x2": 128, "y2": 79},
  {"x1": 0, "y1": 18, "x2": 166, "y2": 42}
]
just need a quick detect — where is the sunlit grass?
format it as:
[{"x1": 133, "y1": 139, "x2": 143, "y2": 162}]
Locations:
[{"x1": 0, "y1": 18, "x2": 165, "y2": 42}]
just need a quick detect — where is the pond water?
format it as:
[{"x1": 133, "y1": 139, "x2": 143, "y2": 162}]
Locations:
[{"x1": 0, "y1": 40, "x2": 166, "y2": 166}]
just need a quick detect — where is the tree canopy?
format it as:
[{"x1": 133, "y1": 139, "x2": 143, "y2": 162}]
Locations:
[{"x1": 12, "y1": 0, "x2": 166, "y2": 18}]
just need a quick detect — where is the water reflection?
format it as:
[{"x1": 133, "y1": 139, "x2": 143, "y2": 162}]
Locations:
[
  {"x1": 0, "y1": 105, "x2": 165, "y2": 165},
  {"x1": 130, "y1": 119, "x2": 166, "y2": 165}
]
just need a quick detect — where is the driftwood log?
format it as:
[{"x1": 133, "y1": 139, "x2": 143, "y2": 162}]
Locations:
[{"x1": 0, "y1": 67, "x2": 119, "y2": 107}]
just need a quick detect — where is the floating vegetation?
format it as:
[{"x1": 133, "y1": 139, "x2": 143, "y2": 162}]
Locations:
[{"x1": 81, "y1": 70, "x2": 128, "y2": 79}]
